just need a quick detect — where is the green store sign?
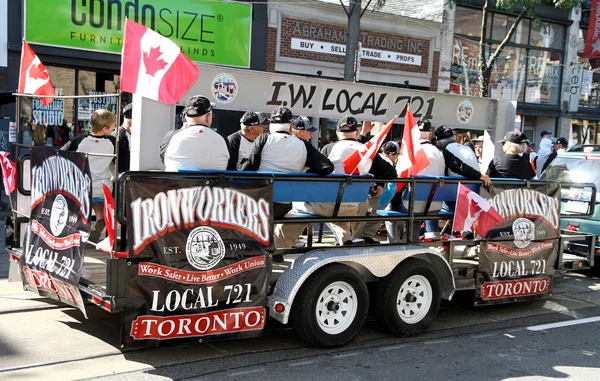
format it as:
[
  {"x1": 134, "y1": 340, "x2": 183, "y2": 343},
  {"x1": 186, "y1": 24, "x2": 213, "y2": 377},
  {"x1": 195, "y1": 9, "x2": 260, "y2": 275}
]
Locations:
[{"x1": 25, "y1": 0, "x2": 252, "y2": 67}]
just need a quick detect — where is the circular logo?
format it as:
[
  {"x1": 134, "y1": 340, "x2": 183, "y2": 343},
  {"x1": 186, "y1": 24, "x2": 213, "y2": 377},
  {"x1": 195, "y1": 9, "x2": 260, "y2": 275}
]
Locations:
[
  {"x1": 185, "y1": 226, "x2": 226, "y2": 270},
  {"x1": 457, "y1": 100, "x2": 474, "y2": 124},
  {"x1": 512, "y1": 218, "x2": 535, "y2": 249},
  {"x1": 212, "y1": 73, "x2": 238, "y2": 104},
  {"x1": 49, "y1": 194, "x2": 69, "y2": 236}
]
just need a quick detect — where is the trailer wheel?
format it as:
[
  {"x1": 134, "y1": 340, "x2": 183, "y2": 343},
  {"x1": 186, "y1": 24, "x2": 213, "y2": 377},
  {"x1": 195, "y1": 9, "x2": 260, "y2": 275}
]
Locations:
[
  {"x1": 376, "y1": 260, "x2": 441, "y2": 337},
  {"x1": 291, "y1": 264, "x2": 368, "y2": 348}
]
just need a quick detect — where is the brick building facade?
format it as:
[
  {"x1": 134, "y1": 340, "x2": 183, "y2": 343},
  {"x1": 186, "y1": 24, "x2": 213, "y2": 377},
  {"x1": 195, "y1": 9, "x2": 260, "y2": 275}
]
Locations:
[{"x1": 266, "y1": 1, "x2": 442, "y2": 92}]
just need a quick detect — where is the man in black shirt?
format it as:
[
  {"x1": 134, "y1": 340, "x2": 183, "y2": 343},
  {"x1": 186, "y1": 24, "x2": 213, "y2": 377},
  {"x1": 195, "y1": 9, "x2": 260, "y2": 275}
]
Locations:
[
  {"x1": 227, "y1": 111, "x2": 269, "y2": 170},
  {"x1": 488, "y1": 131, "x2": 535, "y2": 179}
]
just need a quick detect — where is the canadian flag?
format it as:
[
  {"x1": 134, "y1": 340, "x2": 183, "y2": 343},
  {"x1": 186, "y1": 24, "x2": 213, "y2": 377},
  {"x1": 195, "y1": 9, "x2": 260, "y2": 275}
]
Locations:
[
  {"x1": 0, "y1": 151, "x2": 17, "y2": 195},
  {"x1": 18, "y1": 41, "x2": 55, "y2": 106},
  {"x1": 120, "y1": 19, "x2": 199, "y2": 104},
  {"x1": 342, "y1": 117, "x2": 397, "y2": 174},
  {"x1": 102, "y1": 183, "x2": 116, "y2": 248},
  {"x1": 395, "y1": 109, "x2": 430, "y2": 191},
  {"x1": 453, "y1": 183, "x2": 503, "y2": 237}
]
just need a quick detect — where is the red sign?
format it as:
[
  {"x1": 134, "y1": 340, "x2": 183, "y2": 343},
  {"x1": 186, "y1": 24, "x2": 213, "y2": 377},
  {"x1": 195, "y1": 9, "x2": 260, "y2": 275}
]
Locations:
[
  {"x1": 584, "y1": 0, "x2": 600, "y2": 58},
  {"x1": 138, "y1": 256, "x2": 266, "y2": 285},
  {"x1": 129, "y1": 307, "x2": 266, "y2": 340},
  {"x1": 485, "y1": 241, "x2": 554, "y2": 259},
  {"x1": 481, "y1": 277, "x2": 551, "y2": 300}
]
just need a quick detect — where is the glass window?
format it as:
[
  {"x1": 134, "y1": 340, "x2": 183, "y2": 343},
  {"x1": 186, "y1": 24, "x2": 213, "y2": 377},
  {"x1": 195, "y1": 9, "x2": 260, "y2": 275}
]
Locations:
[
  {"x1": 524, "y1": 50, "x2": 562, "y2": 105},
  {"x1": 529, "y1": 22, "x2": 565, "y2": 50},
  {"x1": 489, "y1": 45, "x2": 527, "y2": 102},
  {"x1": 76, "y1": 70, "x2": 120, "y2": 135},
  {"x1": 454, "y1": 7, "x2": 483, "y2": 37},
  {"x1": 450, "y1": 36, "x2": 482, "y2": 97},
  {"x1": 490, "y1": 14, "x2": 530, "y2": 45}
]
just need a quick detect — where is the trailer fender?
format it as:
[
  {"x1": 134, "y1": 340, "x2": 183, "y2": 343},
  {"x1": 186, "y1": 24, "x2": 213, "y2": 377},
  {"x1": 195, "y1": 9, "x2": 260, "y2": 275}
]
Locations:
[{"x1": 267, "y1": 245, "x2": 455, "y2": 324}]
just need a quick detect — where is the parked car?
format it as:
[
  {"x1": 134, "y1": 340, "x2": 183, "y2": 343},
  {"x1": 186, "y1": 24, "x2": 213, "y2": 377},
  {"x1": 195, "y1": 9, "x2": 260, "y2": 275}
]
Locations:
[{"x1": 541, "y1": 146, "x2": 600, "y2": 266}]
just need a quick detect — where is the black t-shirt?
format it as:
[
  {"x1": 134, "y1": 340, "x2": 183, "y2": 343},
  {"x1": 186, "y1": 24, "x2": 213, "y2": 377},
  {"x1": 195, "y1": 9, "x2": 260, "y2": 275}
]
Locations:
[{"x1": 488, "y1": 154, "x2": 535, "y2": 180}]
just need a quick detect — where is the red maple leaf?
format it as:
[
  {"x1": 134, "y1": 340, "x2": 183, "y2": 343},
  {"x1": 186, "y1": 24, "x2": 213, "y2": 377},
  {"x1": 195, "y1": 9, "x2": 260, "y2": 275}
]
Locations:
[
  {"x1": 143, "y1": 46, "x2": 167, "y2": 77},
  {"x1": 29, "y1": 62, "x2": 48, "y2": 80}
]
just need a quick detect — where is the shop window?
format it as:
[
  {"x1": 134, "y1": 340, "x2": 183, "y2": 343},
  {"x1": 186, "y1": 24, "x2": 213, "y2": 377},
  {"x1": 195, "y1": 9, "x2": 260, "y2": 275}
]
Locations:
[
  {"x1": 76, "y1": 70, "x2": 120, "y2": 135},
  {"x1": 20, "y1": 65, "x2": 76, "y2": 148},
  {"x1": 529, "y1": 22, "x2": 565, "y2": 50},
  {"x1": 454, "y1": 7, "x2": 483, "y2": 38},
  {"x1": 524, "y1": 50, "x2": 561, "y2": 105},
  {"x1": 489, "y1": 45, "x2": 527, "y2": 102},
  {"x1": 572, "y1": 120, "x2": 598, "y2": 145},
  {"x1": 450, "y1": 36, "x2": 482, "y2": 97},
  {"x1": 490, "y1": 14, "x2": 529, "y2": 45}
]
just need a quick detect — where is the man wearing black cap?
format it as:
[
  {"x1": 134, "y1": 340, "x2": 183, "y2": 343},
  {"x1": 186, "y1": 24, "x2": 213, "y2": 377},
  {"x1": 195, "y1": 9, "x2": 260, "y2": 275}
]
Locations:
[
  {"x1": 487, "y1": 131, "x2": 535, "y2": 179},
  {"x1": 240, "y1": 106, "x2": 333, "y2": 218},
  {"x1": 291, "y1": 116, "x2": 317, "y2": 141},
  {"x1": 115, "y1": 102, "x2": 132, "y2": 173},
  {"x1": 540, "y1": 137, "x2": 568, "y2": 174},
  {"x1": 227, "y1": 111, "x2": 269, "y2": 170},
  {"x1": 381, "y1": 141, "x2": 400, "y2": 166},
  {"x1": 160, "y1": 95, "x2": 230, "y2": 171}
]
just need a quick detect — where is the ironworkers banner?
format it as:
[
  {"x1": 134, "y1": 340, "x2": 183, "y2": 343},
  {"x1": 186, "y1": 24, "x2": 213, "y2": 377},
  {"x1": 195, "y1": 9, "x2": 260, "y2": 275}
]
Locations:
[
  {"x1": 475, "y1": 183, "x2": 560, "y2": 304},
  {"x1": 121, "y1": 176, "x2": 274, "y2": 349},
  {"x1": 21, "y1": 147, "x2": 92, "y2": 316}
]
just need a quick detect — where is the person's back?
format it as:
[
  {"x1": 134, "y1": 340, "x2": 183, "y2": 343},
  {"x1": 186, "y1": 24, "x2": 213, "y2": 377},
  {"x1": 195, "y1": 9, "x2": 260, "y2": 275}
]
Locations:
[
  {"x1": 257, "y1": 132, "x2": 308, "y2": 172},
  {"x1": 488, "y1": 131, "x2": 535, "y2": 180},
  {"x1": 164, "y1": 126, "x2": 229, "y2": 171},
  {"x1": 240, "y1": 106, "x2": 333, "y2": 175},
  {"x1": 63, "y1": 109, "x2": 116, "y2": 195},
  {"x1": 161, "y1": 95, "x2": 230, "y2": 171},
  {"x1": 62, "y1": 109, "x2": 116, "y2": 242}
]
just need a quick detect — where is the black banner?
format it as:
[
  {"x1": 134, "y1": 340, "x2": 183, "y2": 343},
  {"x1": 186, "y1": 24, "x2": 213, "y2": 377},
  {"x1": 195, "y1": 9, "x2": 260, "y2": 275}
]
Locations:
[
  {"x1": 21, "y1": 147, "x2": 92, "y2": 316},
  {"x1": 121, "y1": 176, "x2": 274, "y2": 349},
  {"x1": 476, "y1": 184, "x2": 560, "y2": 304}
]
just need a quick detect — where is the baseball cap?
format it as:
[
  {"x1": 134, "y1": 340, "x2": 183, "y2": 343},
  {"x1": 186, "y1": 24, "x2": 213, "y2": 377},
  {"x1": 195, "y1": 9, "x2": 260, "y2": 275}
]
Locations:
[
  {"x1": 418, "y1": 118, "x2": 432, "y2": 132},
  {"x1": 540, "y1": 130, "x2": 552, "y2": 137},
  {"x1": 433, "y1": 125, "x2": 454, "y2": 141},
  {"x1": 122, "y1": 103, "x2": 132, "y2": 119},
  {"x1": 336, "y1": 116, "x2": 359, "y2": 132},
  {"x1": 241, "y1": 111, "x2": 270, "y2": 126},
  {"x1": 292, "y1": 116, "x2": 317, "y2": 132},
  {"x1": 271, "y1": 106, "x2": 293, "y2": 123},
  {"x1": 383, "y1": 141, "x2": 400, "y2": 155},
  {"x1": 501, "y1": 131, "x2": 527, "y2": 144},
  {"x1": 556, "y1": 137, "x2": 568, "y2": 146},
  {"x1": 472, "y1": 136, "x2": 484, "y2": 142},
  {"x1": 183, "y1": 95, "x2": 214, "y2": 117}
]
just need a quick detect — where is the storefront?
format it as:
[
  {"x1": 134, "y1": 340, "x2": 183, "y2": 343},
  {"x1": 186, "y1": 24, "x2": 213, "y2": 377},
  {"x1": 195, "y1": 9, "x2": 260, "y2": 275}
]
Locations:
[
  {"x1": 266, "y1": 1, "x2": 442, "y2": 145},
  {"x1": 4, "y1": 0, "x2": 267, "y2": 146},
  {"x1": 451, "y1": 2, "x2": 571, "y2": 145},
  {"x1": 566, "y1": 2, "x2": 600, "y2": 146}
]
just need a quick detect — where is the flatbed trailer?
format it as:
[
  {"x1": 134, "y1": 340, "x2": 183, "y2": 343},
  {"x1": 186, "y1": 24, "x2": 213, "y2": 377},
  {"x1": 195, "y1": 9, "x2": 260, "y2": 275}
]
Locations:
[{"x1": 6, "y1": 166, "x2": 597, "y2": 348}]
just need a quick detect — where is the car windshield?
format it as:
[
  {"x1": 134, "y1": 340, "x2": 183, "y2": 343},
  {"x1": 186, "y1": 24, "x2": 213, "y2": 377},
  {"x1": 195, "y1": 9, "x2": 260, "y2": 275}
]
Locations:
[{"x1": 541, "y1": 157, "x2": 600, "y2": 187}]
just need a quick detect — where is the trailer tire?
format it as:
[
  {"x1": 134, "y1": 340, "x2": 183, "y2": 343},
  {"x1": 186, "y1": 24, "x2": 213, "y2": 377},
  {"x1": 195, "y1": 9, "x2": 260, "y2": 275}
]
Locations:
[
  {"x1": 376, "y1": 259, "x2": 441, "y2": 337},
  {"x1": 291, "y1": 264, "x2": 368, "y2": 348}
]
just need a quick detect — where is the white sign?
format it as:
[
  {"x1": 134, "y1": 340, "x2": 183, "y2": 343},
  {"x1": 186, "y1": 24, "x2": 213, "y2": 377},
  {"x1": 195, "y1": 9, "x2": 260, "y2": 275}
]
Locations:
[
  {"x1": 8, "y1": 122, "x2": 16, "y2": 143},
  {"x1": 290, "y1": 38, "x2": 422, "y2": 66},
  {"x1": 567, "y1": 64, "x2": 583, "y2": 113}
]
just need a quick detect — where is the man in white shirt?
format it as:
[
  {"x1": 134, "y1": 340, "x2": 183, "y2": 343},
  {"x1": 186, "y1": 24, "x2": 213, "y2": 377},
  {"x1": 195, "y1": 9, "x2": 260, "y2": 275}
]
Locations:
[{"x1": 160, "y1": 95, "x2": 230, "y2": 171}]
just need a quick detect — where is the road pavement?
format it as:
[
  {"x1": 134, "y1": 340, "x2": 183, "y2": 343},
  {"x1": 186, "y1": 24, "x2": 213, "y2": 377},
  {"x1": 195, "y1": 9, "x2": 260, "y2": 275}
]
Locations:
[{"x1": 0, "y1": 269, "x2": 599, "y2": 380}]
